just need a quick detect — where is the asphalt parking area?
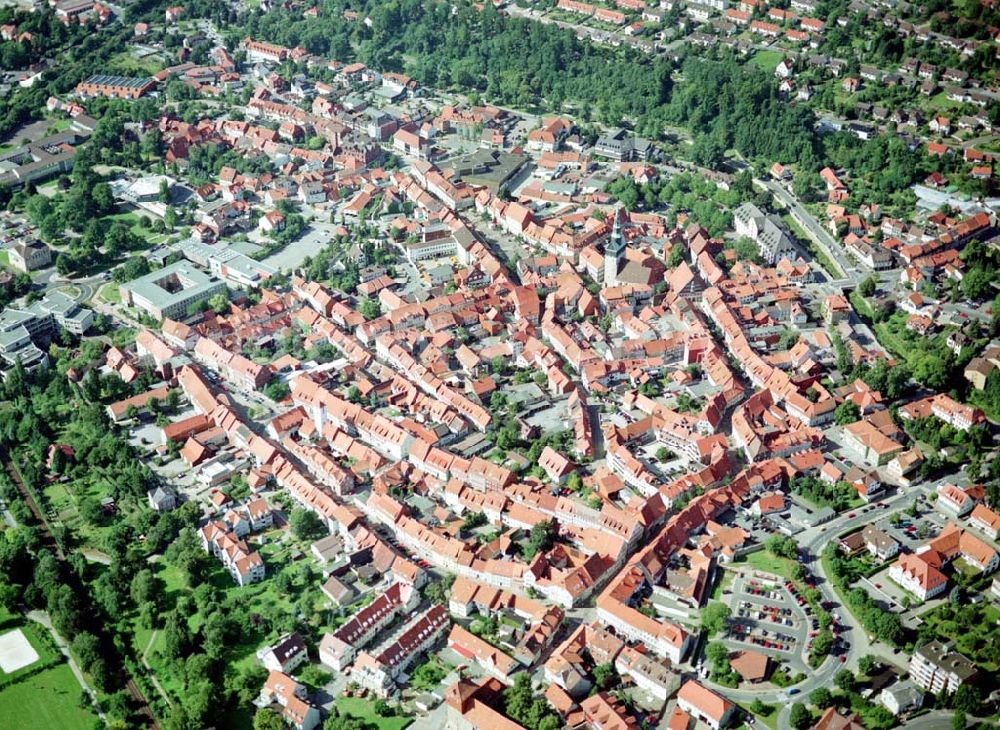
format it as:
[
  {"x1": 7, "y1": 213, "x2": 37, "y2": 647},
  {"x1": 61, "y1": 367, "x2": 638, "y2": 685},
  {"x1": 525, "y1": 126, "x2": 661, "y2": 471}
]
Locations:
[{"x1": 724, "y1": 572, "x2": 812, "y2": 660}]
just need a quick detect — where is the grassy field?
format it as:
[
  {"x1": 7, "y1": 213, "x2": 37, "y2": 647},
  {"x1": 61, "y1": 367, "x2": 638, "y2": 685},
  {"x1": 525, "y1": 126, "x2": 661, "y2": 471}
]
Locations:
[
  {"x1": 848, "y1": 290, "x2": 874, "y2": 320},
  {"x1": 0, "y1": 663, "x2": 96, "y2": 730},
  {"x1": 0, "y1": 250, "x2": 9, "y2": 268},
  {"x1": 780, "y1": 213, "x2": 844, "y2": 279},
  {"x1": 107, "y1": 211, "x2": 168, "y2": 245},
  {"x1": 749, "y1": 49, "x2": 783, "y2": 73},
  {"x1": 710, "y1": 569, "x2": 736, "y2": 600},
  {"x1": 108, "y1": 51, "x2": 164, "y2": 76},
  {"x1": 740, "y1": 550, "x2": 799, "y2": 580},
  {"x1": 42, "y1": 475, "x2": 121, "y2": 550},
  {"x1": 43, "y1": 118, "x2": 73, "y2": 135},
  {"x1": 795, "y1": 487, "x2": 863, "y2": 513},
  {"x1": 925, "y1": 90, "x2": 960, "y2": 111},
  {"x1": 335, "y1": 697, "x2": 413, "y2": 730},
  {"x1": 98, "y1": 283, "x2": 122, "y2": 304}
]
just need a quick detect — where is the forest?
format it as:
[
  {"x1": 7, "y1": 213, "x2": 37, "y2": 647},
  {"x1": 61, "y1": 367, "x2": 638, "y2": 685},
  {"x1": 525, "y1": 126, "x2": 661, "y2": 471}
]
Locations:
[{"x1": 219, "y1": 0, "x2": 824, "y2": 165}]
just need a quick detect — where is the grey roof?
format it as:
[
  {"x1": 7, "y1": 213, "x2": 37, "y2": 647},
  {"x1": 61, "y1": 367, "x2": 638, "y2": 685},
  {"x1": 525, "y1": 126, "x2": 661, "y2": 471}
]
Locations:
[
  {"x1": 82, "y1": 74, "x2": 153, "y2": 89},
  {"x1": 121, "y1": 260, "x2": 224, "y2": 309},
  {"x1": 914, "y1": 641, "x2": 977, "y2": 680}
]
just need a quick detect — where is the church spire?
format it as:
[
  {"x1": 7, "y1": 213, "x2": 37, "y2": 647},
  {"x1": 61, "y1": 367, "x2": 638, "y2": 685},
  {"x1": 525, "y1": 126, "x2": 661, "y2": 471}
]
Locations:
[
  {"x1": 604, "y1": 206, "x2": 626, "y2": 286},
  {"x1": 607, "y1": 206, "x2": 625, "y2": 255}
]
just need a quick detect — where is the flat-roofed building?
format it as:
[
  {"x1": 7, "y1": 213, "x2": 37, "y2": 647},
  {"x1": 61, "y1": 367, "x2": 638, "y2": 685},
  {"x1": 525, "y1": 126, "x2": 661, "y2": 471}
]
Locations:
[{"x1": 120, "y1": 261, "x2": 227, "y2": 320}]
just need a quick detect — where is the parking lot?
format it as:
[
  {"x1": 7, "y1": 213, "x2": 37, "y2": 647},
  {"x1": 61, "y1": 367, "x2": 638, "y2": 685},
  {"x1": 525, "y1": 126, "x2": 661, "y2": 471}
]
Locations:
[{"x1": 724, "y1": 571, "x2": 812, "y2": 671}]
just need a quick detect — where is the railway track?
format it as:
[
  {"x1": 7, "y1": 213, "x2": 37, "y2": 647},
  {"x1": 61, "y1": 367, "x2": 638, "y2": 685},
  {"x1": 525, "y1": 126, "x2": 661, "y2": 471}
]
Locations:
[{"x1": 1, "y1": 446, "x2": 161, "y2": 729}]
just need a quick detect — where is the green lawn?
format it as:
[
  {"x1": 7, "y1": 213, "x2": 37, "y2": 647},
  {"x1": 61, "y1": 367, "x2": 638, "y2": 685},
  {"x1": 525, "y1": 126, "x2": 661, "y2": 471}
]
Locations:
[
  {"x1": 0, "y1": 663, "x2": 97, "y2": 730},
  {"x1": 738, "y1": 701, "x2": 779, "y2": 730},
  {"x1": 780, "y1": 213, "x2": 844, "y2": 279},
  {"x1": 749, "y1": 50, "x2": 783, "y2": 73},
  {"x1": 848, "y1": 290, "x2": 874, "y2": 320},
  {"x1": 0, "y1": 250, "x2": 9, "y2": 268},
  {"x1": 98, "y1": 283, "x2": 122, "y2": 304},
  {"x1": 107, "y1": 212, "x2": 167, "y2": 245},
  {"x1": 334, "y1": 697, "x2": 413, "y2": 730},
  {"x1": 741, "y1": 550, "x2": 798, "y2": 580},
  {"x1": 795, "y1": 486, "x2": 863, "y2": 514},
  {"x1": 926, "y1": 90, "x2": 960, "y2": 111},
  {"x1": 42, "y1": 476, "x2": 122, "y2": 550},
  {"x1": 710, "y1": 569, "x2": 736, "y2": 600},
  {"x1": 43, "y1": 118, "x2": 73, "y2": 135},
  {"x1": 107, "y1": 51, "x2": 164, "y2": 76}
]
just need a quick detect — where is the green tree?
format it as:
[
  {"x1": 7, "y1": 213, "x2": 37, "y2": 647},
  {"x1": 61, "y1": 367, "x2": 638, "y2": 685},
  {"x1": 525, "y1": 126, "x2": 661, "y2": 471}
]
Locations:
[
  {"x1": 810, "y1": 630, "x2": 832, "y2": 658},
  {"x1": 952, "y1": 685, "x2": 982, "y2": 716},
  {"x1": 290, "y1": 508, "x2": 326, "y2": 540},
  {"x1": 130, "y1": 569, "x2": 160, "y2": 606},
  {"x1": 592, "y1": 662, "x2": 618, "y2": 690},
  {"x1": 858, "y1": 276, "x2": 877, "y2": 297},
  {"x1": 462, "y1": 511, "x2": 488, "y2": 531},
  {"x1": 524, "y1": 520, "x2": 556, "y2": 558},
  {"x1": 208, "y1": 292, "x2": 230, "y2": 315},
  {"x1": 70, "y1": 632, "x2": 102, "y2": 672},
  {"x1": 253, "y1": 708, "x2": 285, "y2": 730},
  {"x1": 834, "y1": 669, "x2": 856, "y2": 693},
  {"x1": 700, "y1": 603, "x2": 731, "y2": 636},
  {"x1": 789, "y1": 702, "x2": 810, "y2": 729},
  {"x1": 834, "y1": 401, "x2": 860, "y2": 426},
  {"x1": 422, "y1": 573, "x2": 455, "y2": 604},
  {"x1": 809, "y1": 687, "x2": 833, "y2": 709},
  {"x1": 765, "y1": 535, "x2": 798, "y2": 560},
  {"x1": 705, "y1": 641, "x2": 729, "y2": 667},
  {"x1": 358, "y1": 298, "x2": 380, "y2": 320}
]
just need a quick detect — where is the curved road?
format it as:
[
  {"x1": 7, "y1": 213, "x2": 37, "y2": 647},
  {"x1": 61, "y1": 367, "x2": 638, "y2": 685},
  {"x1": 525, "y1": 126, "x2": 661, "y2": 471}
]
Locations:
[{"x1": 704, "y1": 483, "x2": 934, "y2": 728}]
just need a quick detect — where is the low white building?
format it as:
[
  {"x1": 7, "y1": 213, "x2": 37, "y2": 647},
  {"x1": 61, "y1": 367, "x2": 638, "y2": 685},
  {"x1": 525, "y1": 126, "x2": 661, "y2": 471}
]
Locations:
[{"x1": 880, "y1": 680, "x2": 924, "y2": 716}]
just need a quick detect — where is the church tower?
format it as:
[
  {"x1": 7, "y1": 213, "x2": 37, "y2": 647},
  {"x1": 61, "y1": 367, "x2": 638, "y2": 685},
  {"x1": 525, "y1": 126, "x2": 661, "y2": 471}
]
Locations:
[{"x1": 604, "y1": 207, "x2": 626, "y2": 286}]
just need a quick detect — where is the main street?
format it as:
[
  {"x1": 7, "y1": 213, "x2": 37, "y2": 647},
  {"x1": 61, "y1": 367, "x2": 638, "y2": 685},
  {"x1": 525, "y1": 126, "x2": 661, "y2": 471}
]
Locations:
[{"x1": 758, "y1": 178, "x2": 858, "y2": 283}]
